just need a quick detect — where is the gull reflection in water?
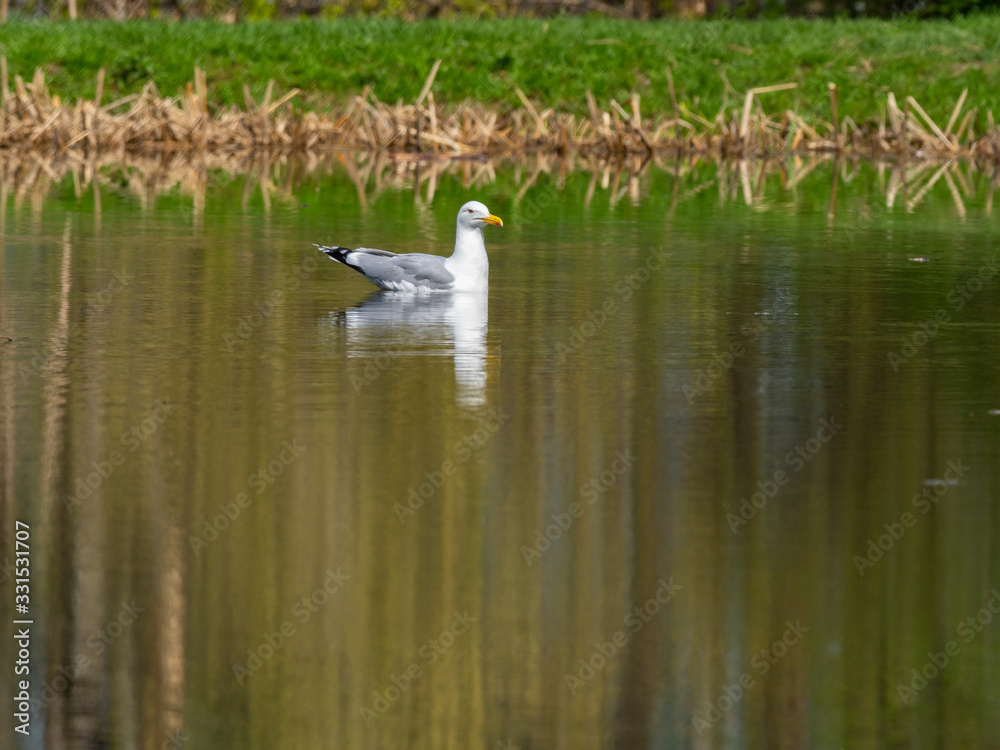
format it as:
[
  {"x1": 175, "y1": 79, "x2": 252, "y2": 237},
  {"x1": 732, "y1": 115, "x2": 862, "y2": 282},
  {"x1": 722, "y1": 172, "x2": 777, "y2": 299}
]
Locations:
[{"x1": 326, "y1": 292, "x2": 490, "y2": 409}]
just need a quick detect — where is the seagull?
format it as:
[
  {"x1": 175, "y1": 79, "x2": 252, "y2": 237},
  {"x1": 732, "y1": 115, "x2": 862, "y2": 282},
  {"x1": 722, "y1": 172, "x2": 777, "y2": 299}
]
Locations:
[{"x1": 317, "y1": 201, "x2": 503, "y2": 293}]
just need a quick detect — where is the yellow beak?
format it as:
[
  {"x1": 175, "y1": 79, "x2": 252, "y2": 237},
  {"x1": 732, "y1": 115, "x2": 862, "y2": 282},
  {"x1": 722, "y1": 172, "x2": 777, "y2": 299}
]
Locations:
[{"x1": 480, "y1": 214, "x2": 503, "y2": 227}]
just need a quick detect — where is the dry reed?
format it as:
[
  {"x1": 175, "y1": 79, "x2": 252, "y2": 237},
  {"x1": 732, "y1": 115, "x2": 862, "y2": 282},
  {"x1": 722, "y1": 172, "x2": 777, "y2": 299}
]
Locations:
[{"x1": 2, "y1": 59, "x2": 999, "y2": 163}]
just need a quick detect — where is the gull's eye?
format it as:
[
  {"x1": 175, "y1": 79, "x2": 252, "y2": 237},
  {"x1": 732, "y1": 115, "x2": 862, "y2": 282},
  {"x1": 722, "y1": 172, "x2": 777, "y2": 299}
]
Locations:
[{"x1": 467, "y1": 209, "x2": 473, "y2": 213}]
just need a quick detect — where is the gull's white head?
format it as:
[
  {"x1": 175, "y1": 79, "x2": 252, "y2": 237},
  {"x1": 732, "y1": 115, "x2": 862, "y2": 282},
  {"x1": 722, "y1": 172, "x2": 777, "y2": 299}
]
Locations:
[{"x1": 457, "y1": 201, "x2": 503, "y2": 231}]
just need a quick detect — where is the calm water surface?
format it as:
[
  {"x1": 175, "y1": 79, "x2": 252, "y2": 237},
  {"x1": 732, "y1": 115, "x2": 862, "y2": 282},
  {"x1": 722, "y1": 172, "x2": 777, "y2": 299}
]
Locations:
[{"x1": 1, "y1": 155, "x2": 999, "y2": 748}]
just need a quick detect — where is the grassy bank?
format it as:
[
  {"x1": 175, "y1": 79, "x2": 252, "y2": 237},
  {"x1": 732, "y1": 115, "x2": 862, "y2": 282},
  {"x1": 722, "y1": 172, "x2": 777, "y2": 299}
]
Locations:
[{"x1": 2, "y1": 16, "x2": 999, "y2": 127}]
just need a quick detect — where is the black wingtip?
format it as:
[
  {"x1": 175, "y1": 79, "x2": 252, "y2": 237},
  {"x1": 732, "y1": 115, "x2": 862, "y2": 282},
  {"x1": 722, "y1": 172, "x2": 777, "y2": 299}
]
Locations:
[{"x1": 316, "y1": 245, "x2": 353, "y2": 264}]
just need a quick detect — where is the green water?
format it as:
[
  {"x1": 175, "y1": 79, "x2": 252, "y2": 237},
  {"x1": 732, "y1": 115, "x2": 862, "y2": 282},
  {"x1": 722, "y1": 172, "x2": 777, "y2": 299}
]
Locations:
[{"x1": 1, "y1": 154, "x2": 999, "y2": 748}]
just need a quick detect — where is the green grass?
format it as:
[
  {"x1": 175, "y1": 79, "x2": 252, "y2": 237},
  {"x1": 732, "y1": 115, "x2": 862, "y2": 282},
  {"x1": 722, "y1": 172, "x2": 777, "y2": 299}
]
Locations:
[{"x1": 2, "y1": 16, "x2": 999, "y2": 127}]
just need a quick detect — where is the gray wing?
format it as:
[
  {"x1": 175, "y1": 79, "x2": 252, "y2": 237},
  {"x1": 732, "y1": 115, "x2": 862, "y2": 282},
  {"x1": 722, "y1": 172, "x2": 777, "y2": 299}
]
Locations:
[{"x1": 319, "y1": 246, "x2": 455, "y2": 291}]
